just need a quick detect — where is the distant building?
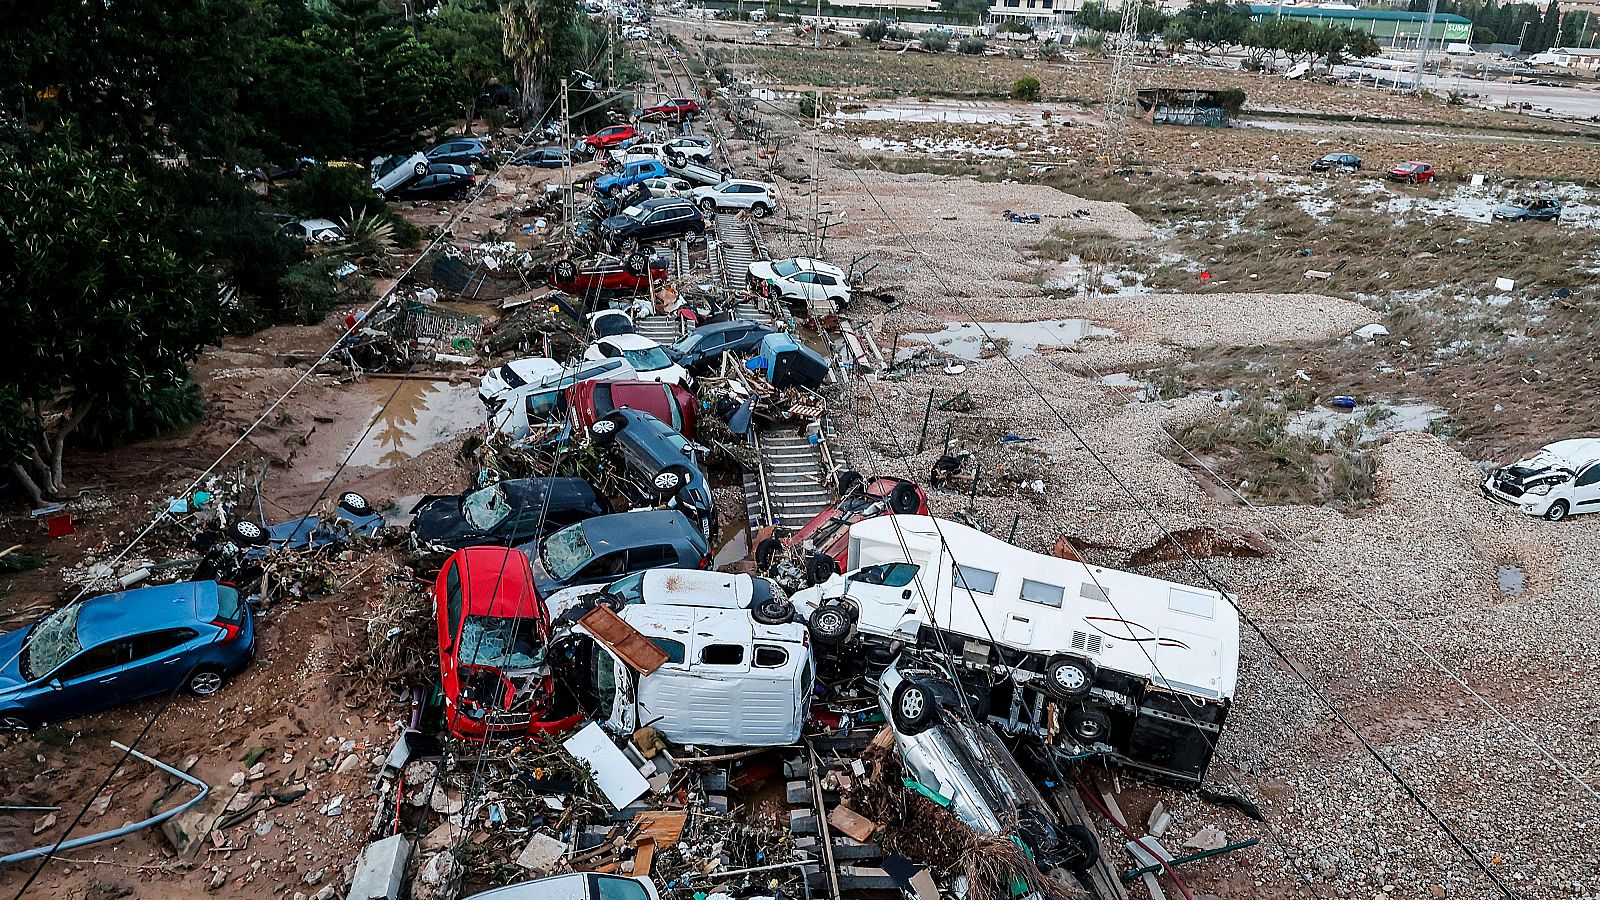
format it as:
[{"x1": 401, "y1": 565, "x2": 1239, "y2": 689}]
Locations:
[
  {"x1": 1247, "y1": 5, "x2": 1473, "y2": 49},
  {"x1": 1528, "y1": 46, "x2": 1600, "y2": 69},
  {"x1": 856, "y1": 0, "x2": 944, "y2": 11},
  {"x1": 988, "y1": 0, "x2": 1072, "y2": 29}
]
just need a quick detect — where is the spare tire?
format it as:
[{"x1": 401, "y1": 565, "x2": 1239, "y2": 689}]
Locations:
[
  {"x1": 228, "y1": 520, "x2": 268, "y2": 547},
  {"x1": 890, "y1": 679, "x2": 940, "y2": 736},
  {"x1": 888, "y1": 481, "x2": 923, "y2": 515},
  {"x1": 754, "y1": 536, "x2": 784, "y2": 572},
  {"x1": 834, "y1": 469, "x2": 863, "y2": 498},
  {"x1": 808, "y1": 603, "x2": 852, "y2": 645},
  {"x1": 752, "y1": 598, "x2": 795, "y2": 625},
  {"x1": 623, "y1": 253, "x2": 648, "y2": 276},
  {"x1": 553, "y1": 258, "x2": 579, "y2": 283},
  {"x1": 337, "y1": 492, "x2": 374, "y2": 516},
  {"x1": 805, "y1": 552, "x2": 840, "y2": 586},
  {"x1": 651, "y1": 464, "x2": 693, "y2": 498},
  {"x1": 1044, "y1": 656, "x2": 1095, "y2": 701}
]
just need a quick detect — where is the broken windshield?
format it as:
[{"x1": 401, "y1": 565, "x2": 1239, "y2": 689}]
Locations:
[
  {"x1": 542, "y1": 524, "x2": 595, "y2": 581},
  {"x1": 21, "y1": 603, "x2": 83, "y2": 681},
  {"x1": 621, "y1": 346, "x2": 673, "y2": 371},
  {"x1": 462, "y1": 485, "x2": 512, "y2": 530},
  {"x1": 457, "y1": 617, "x2": 545, "y2": 670}
]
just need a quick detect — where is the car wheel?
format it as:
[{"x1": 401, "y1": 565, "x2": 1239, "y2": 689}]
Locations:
[
  {"x1": 1044, "y1": 656, "x2": 1095, "y2": 700},
  {"x1": 589, "y1": 413, "x2": 625, "y2": 445},
  {"x1": 699, "y1": 199, "x2": 716, "y2": 214},
  {"x1": 338, "y1": 492, "x2": 374, "y2": 516},
  {"x1": 808, "y1": 603, "x2": 853, "y2": 645},
  {"x1": 1407, "y1": 174, "x2": 1418, "y2": 184},
  {"x1": 1056, "y1": 824, "x2": 1102, "y2": 872},
  {"x1": 890, "y1": 679, "x2": 940, "y2": 736},
  {"x1": 623, "y1": 237, "x2": 642, "y2": 254},
  {"x1": 754, "y1": 536, "x2": 783, "y2": 572},
  {"x1": 888, "y1": 482, "x2": 924, "y2": 515},
  {"x1": 1545, "y1": 500, "x2": 1570, "y2": 522},
  {"x1": 228, "y1": 520, "x2": 268, "y2": 547},
  {"x1": 834, "y1": 469, "x2": 864, "y2": 497},
  {"x1": 751, "y1": 203, "x2": 770, "y2": 219},
  {"x1": 651, "y1": 464, "x2": 692, "y2": 498},
  {"x1": 1068, "y1": 705, "x2": 1112, "y2": 743},
  {"x1": 554, "y1": 258, "x2": 579, "y2": 283},
  {"x1": 805, "y1": 552, "x2": 841, "y2": 586},
  {"x1": 623, "y1": 253, "x2": 648, "y2": 277},
  {"x1": 752, "y1": 598, "x2": 795, "y2": 625},
  {"x1": 413, "y1": 160, "x2": 428, "y2": 177},
  {"x1": 0, "y1": 713, "x2": 33, "y2": 733},
  {"x1": 187, "y1": 666, "x2": 227, "y2": 697}
]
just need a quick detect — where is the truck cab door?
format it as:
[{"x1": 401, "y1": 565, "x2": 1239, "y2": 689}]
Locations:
[{"x1": 842, "y1": 562, "x2": 924, "y2": 638}]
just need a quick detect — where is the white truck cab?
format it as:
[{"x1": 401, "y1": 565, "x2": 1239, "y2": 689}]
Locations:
[
  {"x1": 1483, "y1": 438, "x2": 1600, "y2": 521},
  {"x1": 790, "y1": 515, "x2": 1239, "y2": 782}
]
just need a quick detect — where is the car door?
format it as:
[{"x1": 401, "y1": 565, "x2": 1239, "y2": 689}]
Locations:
[
  {"x1": 1573, "y1": 463, "x2": 1600, "y2": 512},
  {"x1": 45, "y1": 640, "x2": 139, "y2": 716},
  {"x1": 119, "y1": 628, "x2": 205, "y2": 699},
  {"x1": 842, "y1": 562, "x2": 924, "y2": 636},
  {"x1": 814, "y1": 272, "x2": 841, "y2": 303}
]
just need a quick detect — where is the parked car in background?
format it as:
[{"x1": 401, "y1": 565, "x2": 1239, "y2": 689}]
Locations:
[
  {"x1": 511, "y1": 146, "x2": 569, "y2": 168},
  {"x1": 581, "y1": 124, "x2": 638, "y2": 153},
  {"x1": 411, "y1": 478, "x2": 610, "y2": 557},
  {"x1": 371, "y1": 152, "x2": 430, "y2": 196},
  {"x1": 595, "y1": 159, "x2": 669, "y2": 197},
  {"x1": 584, "y1": 333, "x2": 689, "y2": 386},
  {"x1": 1386, "y1": 161, "x2": 1436, "y2": 184},
  {"x1": 640, "y1": 175, "x2": 693, "y2": 198},
  {"x1": 549, "y1": 253, "x2": 666, "y2": 295},
  {"x1": 0, "y1": 581, "x2": 254, "y2": 731},
  {"x1": 600, "y1": 197, "x2": 706, "y2": 252},
  {"x1": 522, "y1": 509, "x2": 710, "y2": 595},
  {"x1": 587, "y1": 409, "x2": 714, "y2": 540},
  {"x1": 390, "y1": 166, "x2": 475, "y2": 200},
  {"x1": 690, "y1": 179, "x2": 778, "y2": 218},
  {"x1": 641, "y1": 97, "x2": 701, "y2": 122},
  {"x1": 567, "y1": 380, "x2": 698, "y2": 439},
  {"x1": 280, "y1": 218, "x2": 346, "y2": 243},
  {"x1": 757, "y1": 473, "x2": 927, "y2": 586},
  {"x1": 426, "y1": 137, "x2": 491, "y2": 168},
  {"x1": 434, "y1": 547, "x2": 580, "y2": 740},
  {"x1": 1310, "y1": 152, "x2": 1361, "y2": 173},
  {"x1": 1493, "y1": 195, "x2": 1563, "y2": 222},
  {"x1": 1483, "y1": 438, "x2": 1600, "y2": 520},
  {"x1": 464, "y1": 875, "x2": 659, "y2": 900},
  {"x1": 661, "y1": 136, "x2": 713, "y2": 164},
  {"x1": 747, "y1": 256, "x2": 851, "y2": 316},
  {"x1": 666, "y1": 319, "x2": 776, "y2": 376}
]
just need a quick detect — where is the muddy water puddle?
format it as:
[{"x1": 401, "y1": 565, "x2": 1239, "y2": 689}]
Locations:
[
  {"x1": 1287, "y1": 398, "x2": 1446, "y2": 444},
  {"x1": 901, "y1": 319, "x2": 1116, "y2": 361},
  {"x1": 712, "y1": 515, "x2": 751, "y2": 569},
  {"x1": 1498, "y1": 564, "x2": 1527, "y2": 597},
  {"x1": 342, "y1": 380, "x2": 485, "y2": 470}
]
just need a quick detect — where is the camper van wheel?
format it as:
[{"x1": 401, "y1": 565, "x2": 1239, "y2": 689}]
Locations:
[
  {"x1": 1068, "y1": 705, "x2": 1112, "y2": 744},
  {"x1": 805, "y1": 552, "x2": 840, "y2": 586},
  {"x1": 589, "y1": 413, "x2": 625, "y2": 445},
  {"x1": 808, "y1": 603, "x2": 852, "y2": 645},
  {"x1": 228, "y1": 520, "x2": 269, "y2": 547},
  {"x1": 1044, "y1": 656, "x2": 1095, "y2": 700},
  {"x1": 754, "y1": 537, "x2": 783, "y2": 572},
  {"x1": 1056, "y1": 824, "x2": 1101, "y2": 872},
  {"x1": 752, "y1": 598, "x2": 795, "y2": 625},
  {"x1": 337, "y1": 492, "x2": 374, "y2": 516},
  {"x1": 834, "y1": 469, "x2": 864, "y2": 497},
  {"x1": 888, "y1": 482, "x2": 923, "y2": 515},
  {"x1": 891, "y1": 680, "x2": 940, "y2": 736}
]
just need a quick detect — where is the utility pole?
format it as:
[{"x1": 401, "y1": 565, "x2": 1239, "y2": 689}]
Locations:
[
  {"x1": 560, "y1": 78, "x2": 573, "y2": 236},
  {"x1": 1414, "y1": 0, "x2": 1440, "y2": 90},
  {"x1": 815, "y1": 0, "x2": 822, "y2": 47},
  {"x1": 1518, "y1": 20, "x2": 1531, "y2": 51}
]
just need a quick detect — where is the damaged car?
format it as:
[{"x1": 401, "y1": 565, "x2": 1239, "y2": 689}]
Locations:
[
  {"x1": 1483, "y1": 437, "x2": 1600, "y2": 521},
  {"x1": 434, "y1": 547, "x2": 582, "y2": 740},
  {"x1": 567, "y1": 380, "x2": 698, "y2": 440},
  {"x1": 587, "y1": 409, "x2": 715, "y2": 541},
  {"x1": 756, "y1": 472, "x2": 928, "y2": 588},
  {"x1": 411, "y1": 478, "x2": 610, "y2": 564},
  {"x1": 665, "y1": 319, "x2": 776, "y2": 377},
  {"x1": 1492, "y1": 195, "x2": 1563, "y2": 222},
  {"x1": 522, "y1": 509, "x2": 710, "y2": 596},
  {"x1": 486, "y1": 358, "x2": 640, "y2": 442}
]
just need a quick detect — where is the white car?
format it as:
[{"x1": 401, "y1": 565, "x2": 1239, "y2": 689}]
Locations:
[
  {"x1": 690, "y1": 179, "x2": 778, "y2": 218},
  {"x1": 280, "y1": 218, "x2": 345, "y2": 243},
  {"x1": 1483, "y1": 437, "x2": 1600, "y2": 521},
  {"x1": 465, "y1": 875, "x2": 659, "y2": 900},
  {"x1": 609, "y1": 142, "x2": 664, "y2": 166},
  {"x1": 747, "y1": 257, "x2": 851, "y2": 315},
  {"x1": 641, "y1": 175, "x2": 692, "y2": 198},
  {"x1": 370, "y1": 152, "x2": 430, "y2": 196},
  {"x1": 661, "y1": 137, "x2": 713, "y2": 164},
  {"x1": 582, "y1": 333, "x2": 689, "y2": 386},
  {"x1": 479, "y1": 357, "x2": 564, "y2": 410}
]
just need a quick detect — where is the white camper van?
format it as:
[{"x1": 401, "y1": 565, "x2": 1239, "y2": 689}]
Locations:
[
  {"x1": 555, "y1": 571, "x2": 814, "y2": 747},
  {"x1": 789, "y1": 515, "x2": 1239, "y2": 782}
]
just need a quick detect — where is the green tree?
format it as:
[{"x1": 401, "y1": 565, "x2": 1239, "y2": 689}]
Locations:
[
  {"x1": 957, "y1": 35, "x2": 988, "y2": 53},
  {"x1": 1162, "y1": 20, "x2": 1190, "y2": 53},
  {"x1": 0, "y1": 148, "x2": 222, "y2": 502},
  {"x1": 424, "y1": 0, "x2": 511, "y2": 129},
  {"x1": 1011, "y1": 76, "x2": 1042, "y2": 100},
  {"x1": 922, "y1": 31, "x2": 952, "y2": 50},
  {"x1": 859, "y1": 19, "x2": 889, "y2": 40},
  {"x1": 504, "y1": 0, "x2": 585, "y2": 118},
  {"x1": 1174, "y1": 0, "x2": 1254, "y2": 54}
]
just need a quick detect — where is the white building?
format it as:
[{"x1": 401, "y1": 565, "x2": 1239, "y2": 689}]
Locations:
[{"x1": 988, "y1": 0, "x2": 1073, "y2": 29}]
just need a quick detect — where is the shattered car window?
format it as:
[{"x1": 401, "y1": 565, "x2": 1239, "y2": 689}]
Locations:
[
  {"x1": 22, "y1": 603, "x2": 84, "y2": 681},
  {"x1": 601, "y1": 571, "x2": 647, "y2": 606},
  {"x1": 621, "y1": 346, "x2": 673, "y2": 371},
  {"x1": 462, "y1": 485, "x2": 512, "y2": 530},
  {"x1": 542, "y1": 525, "x2": 595, "y2": 581},
  {"x1": 457, "y1": 617, "x2": 545, "y2": 670}
]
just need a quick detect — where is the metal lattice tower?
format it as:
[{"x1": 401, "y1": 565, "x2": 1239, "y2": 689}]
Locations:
[{"x1": 1103, "y1": 0, "x2": 1143, "y2": 166}]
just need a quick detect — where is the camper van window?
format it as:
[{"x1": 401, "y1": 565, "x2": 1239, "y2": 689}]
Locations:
[
  {"x1": 1080, "y1": 583, "x2": 1110, "y2": 603},
  {"x1": 854, "y1": 562, "x2": 919, "y2": 587},
  {"x1": 596, "y1": 875, "x2": 651, "y2": 900},
  {"x1": 954, "y1": 565, "x2": 999, "y2": 594},
  {"x1": 650, "y1": 637, "x2": 686, "y2": 664},
  {"x1": 700, "y1": 644, "x2": 745, "y2": 666},
  {"x1": 1020, "y1": 579, "x2": 1065, "y2": 608},
  {"x1": 753, "y1": 645, "x2": 789, "y2": 668}
]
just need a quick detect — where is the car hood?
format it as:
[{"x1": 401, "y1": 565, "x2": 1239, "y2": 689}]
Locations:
[
  {"x1": 600, "y1": 214, "x2": 636, "y2": 232},
  {"x1": 0, "y1": 627, "x2": 32, "y2": 690},
  {"x1": 411, "y1": 497, "x2": 482, "y2": 547}
]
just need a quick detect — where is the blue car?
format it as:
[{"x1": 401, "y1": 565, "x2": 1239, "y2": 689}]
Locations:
[
  {"x1": 594, "y1": 160, "x2": 668, "y2": 197},
  {"x1": 0, "y1": 581, "x2": 255, "y2": 732}
]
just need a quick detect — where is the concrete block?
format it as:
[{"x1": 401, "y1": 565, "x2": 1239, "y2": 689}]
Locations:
[{"x1": 347, "y1": 834, "x2": 412, "y2": 900}]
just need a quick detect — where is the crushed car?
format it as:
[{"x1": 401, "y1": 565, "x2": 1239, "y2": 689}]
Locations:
[
  {"x1": 1483, "y1": 437, "x2": 1600, "y2": 520},
  {"x1": 521, "y1": 509, "x2": 710, "y2": 596},
  {"x1": 756, "y1": 473, "x2": 927, "y2": 588},
  {"x1": 587, "y1": 409, "x2": 715, "y2": 540},
  {"x1": 1492, "y1": 195, "x2": 1563, "y2": 222},
  {"x1": 410, "y1": 478, "x2": 610, "y2": 568}
]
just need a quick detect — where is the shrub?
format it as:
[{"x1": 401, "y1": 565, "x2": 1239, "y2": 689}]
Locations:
[
  {"x1": 1216, "y1": 87, "x2": 1247, "y2": 117},
  {"x1": 957, "y1": 36, "x2": 987, "y2": 54},
  {"x1": 859, "y1": 19, "x2": 887, "y2": 41},
  {"x1": 1011, "y1": 76, "x2": 1041, "y2": 101},
  {"x1": 1074, "y1": 33, "x2": 1104, "y2": 53},
  {"x1": 921, "y1": 31, "x2": 951, "y2": 51}
]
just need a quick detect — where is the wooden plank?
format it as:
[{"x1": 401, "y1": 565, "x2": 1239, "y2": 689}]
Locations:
[
  {"x1": 632, "y1": 810, "x2": 687, "y2": 848},
  {"x1": 633, "y1": 839, "x2": 656, "y2": 876},
  {"x1": 827, "y1": 806, "x2": 877, "y2": 843},
  {"x1": 579, "y1": 605, "x2": 668, "y2": 674}
]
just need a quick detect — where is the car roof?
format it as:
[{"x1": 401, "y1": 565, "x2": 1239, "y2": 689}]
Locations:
[
  {"x1": 77, "y1": 581, "x2": 215, "y2": 647},
  {"x1": 639, "y1": 197, "x2": 694, "y2": 210},
  {"x1": 695, "y1": 319, "x2": 770, "y2": 336},
  {"x1": 774, "y1": 257, "x2": 846, "y2": 277},
  {"x1": 639, "y1": 570, "x2": 753, "y2": 608},
  {"x1": 580, "y1": 509, "x2": 704, "y2": 550},
  {"x1": 720, "y1": 179, "x2": 772, "y2": 188},
  {"x1": 498, "y1": 477, "x2": 602, "y2": 509},
  {"x1": 296, "y1": 218, "x2": 341, "y2": 230},
  {"x1": 1538, "y1": 438, "x2": 1600, "y2": 465},
  {"x1": 600, "y1": 333, "x2": 664, "y2": 350},
  {"x1": 504, "y1": 357, "x2": 565, "y2": 383},
  {"x1": 446, "y1": 547, "x2": 543, "y2": 619}
]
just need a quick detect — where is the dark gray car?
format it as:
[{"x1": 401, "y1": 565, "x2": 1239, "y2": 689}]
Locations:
[
  {"x1": 521, "y1": 509, "x2": 709, "y2": 596},
  {"x1": 600, "y1": 197, "x2": 705, "y2": 253}
]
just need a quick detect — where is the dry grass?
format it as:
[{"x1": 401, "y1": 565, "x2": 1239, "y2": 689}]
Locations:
[{"x1": 1174, "y1": 395, "x2": 1380, "y2": 509}]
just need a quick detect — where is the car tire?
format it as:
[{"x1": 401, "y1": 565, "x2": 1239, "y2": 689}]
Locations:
[
  {"x1": 805, "y1": 552, "x2": 841, "y2": 586},
  {"x1": 1545, "y1": 500, "x2": 1570, "y2": 522},
  {"x1": 228, "y1": 520, "x2": 269, "y2": 547},
  {"x1": 187, "y1": 666, "x2": 227, "y2": 698},
  {"x1": 888, "y1": 482, "x2": 923, "y2": 515},
  {"x1": 699, "y1": 199, "x2": 716, "y2": 214},
  {"x1": 1057, "y1": 823, "x2": 1101, "y2": 872},
  {"x1": 754, "y1": 536, "x2": 783, "y2": 572},
  {"x1": 890, "y1": 679, "x2": 941, "y2": 736},
  {"x1": 1407, "y1": 174, "x2": 1418, "y2": 184},
  {"x1": 1044, "y1": 655, "x2": 1095, "y2": 701},
  {"x1": 808, "y1": 603, "x2": 853, "y2": 645},
  {"x1": 338, "y1": 492, "x2": 374, "y2": 517},
  {"x1": 623, "y1": 253, "x2": 649, "y2": 276},
  {"x1": 752, "y1": 598, "x2": 795, "y2": 625},
  {"x1": 554, "y1": 258, "x2": 579, "y2": 283},
  {"x1": 413, "y1": 160, "x2": 428, "y2": 177},
  {"x1": 651, "y1": 464, "x2": 693, "y2": 498},
  {"x1": 751, "y1": 203, "x2": 770, "y2": 219},
  {"x1": 835, "y1": 469, "x2": 864, "y2": 497},
  {"x1": 1068, "y1": 705, "x2": 1113, "y2": 743},
  {"x1": 0, "y1": 712, "x2": 33, "y2": 733},
  {"x1": 590, "y1": 412, "x2": 625, "y2": 445}
]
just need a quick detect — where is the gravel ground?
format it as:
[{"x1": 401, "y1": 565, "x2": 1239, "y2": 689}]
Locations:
[{"x1": 733, "y1": 94, "x2": 1600, "y2": 899}]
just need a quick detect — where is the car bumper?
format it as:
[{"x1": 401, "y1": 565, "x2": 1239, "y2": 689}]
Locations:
[{"x1": 1482, "y1": 478, "x2": 1548, "y2": 515}]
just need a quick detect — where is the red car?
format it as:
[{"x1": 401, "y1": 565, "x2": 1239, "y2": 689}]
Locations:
[
  {"x1": 1386, "y1": 162, "x2": 1436, "y2": 184},
  {"x1": 567, "y1": 379, "x2": 699, "y2": 439},
  {"x1": 550, "y1": 253, "x2": 667, "y2": 294},
  {"x1": 582, "y1": 124, "x2": 637, "y2": 152},
  {"x1": 756, "y1": 474, "x2": 928, "y2": 584},
  {"x1": 641, "y1": 97, "x2": 701, "y2": 122},
  {"x1": 434, "y1": 547, "x2": 582, "y2": 741}
]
